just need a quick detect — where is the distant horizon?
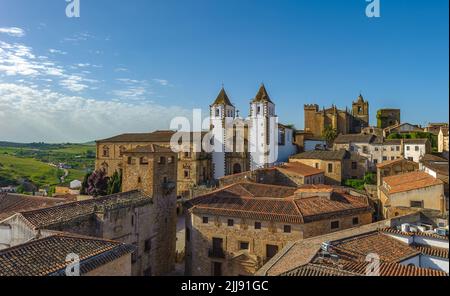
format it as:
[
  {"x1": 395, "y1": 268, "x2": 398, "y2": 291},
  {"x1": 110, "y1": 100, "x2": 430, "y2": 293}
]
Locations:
[{"x1": 1, "y1": 0, "x2": 448, "y2": 143}]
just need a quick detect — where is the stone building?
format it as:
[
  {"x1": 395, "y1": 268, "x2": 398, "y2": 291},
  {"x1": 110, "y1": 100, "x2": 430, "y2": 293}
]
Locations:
[
  {"x1": 375, "y1": 158, "x2": 419, "y2": 219},
  {"x1": 290, "y1": 150, "x2": 369, "y2": 185},
  {"x1": 260, "y1": 226, "x2": 448, "y2": 276},
  {"x1": 0, "y1": 188, "x2": 177, "y2": 276},
  {"x1": 218, "y1": 162, "x2": 325, "y2": 188},
  {"x1": 379, "y1": 171, "x2": 446, "y2": 219},
  {"x1": 184, "y1": 183, "x2": 372, "y2": 276},
  {"x1": 0, "y1": 233, "x2": 134, "y2": 276},
  {"x1": 304, "y1": 95, "x2": 369, "y2": 138},
  {"x1": 425, "y1": 123, "x2": 448, "y2": 136},
  {"x1": 96, "y1": 130, "x2": 213, "y2": 198},
  {"x1": 377, "y1": 109, "x2": 401, "y2": 129},
  {"x1": 438, "y1": 127, "x2": 449, "y2": 153}
]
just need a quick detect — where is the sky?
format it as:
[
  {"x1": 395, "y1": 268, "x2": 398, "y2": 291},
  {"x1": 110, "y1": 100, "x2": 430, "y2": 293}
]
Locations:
[{"x1": 0, "y1": 0, "x2": 448, "y2": 143}]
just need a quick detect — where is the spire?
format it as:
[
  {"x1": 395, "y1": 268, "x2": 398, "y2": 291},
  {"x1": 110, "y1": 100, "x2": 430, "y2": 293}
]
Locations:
[
  {"x1": 252, "y1": 83, "x2": 273, "y2": 103},
  {"x1": 357, "y1": 93, "x2": 365, "y2": 103},
  {"x1": 212, "y1": 87, "x2": 233, "y2": 106}
]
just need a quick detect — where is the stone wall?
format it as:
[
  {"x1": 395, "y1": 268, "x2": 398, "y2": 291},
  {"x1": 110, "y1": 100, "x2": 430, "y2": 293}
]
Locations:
[
  {"x1": 185, "y1": 210, "x2": 373, "y2": 276},
  {"x1": 84, "y1": 253, "x2": 132, "y2": 276},
  {"x1": 290, "y1": 158, "x2": 343, "y2": 185}
]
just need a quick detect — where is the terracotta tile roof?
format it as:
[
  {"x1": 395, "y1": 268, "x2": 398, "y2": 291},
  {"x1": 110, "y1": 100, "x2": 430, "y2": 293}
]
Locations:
[
  {"x1": 258, "y1": 221, "x2": 396, "y2": 276},
  {"x1": 291, "y1": 149, "x2": 349, "y2": 161},
  {"x1": 330, "y1": 232, "x2": 420, "y2": 263},
  {"x1": 280, "y1": 263, "x2": 358, "y2": 276},
  {"x1": 212, "y1": 87, "x2": 233, "y2": 106},
  {"x1": 277, "y1": 162, "x2": 324, "y2": 177},
  {"x1": 19, "y1": 190, "x2": 151, "y2": 229},
  {"x1": 186, "y1": 183, "x2": 371, "y2": 224},
  {"x1": 412, "y1": 245, "x2": 449, "y2": 259},
  {"x1": 124, "y1": 144, "x2": 174, "y2": 154},
  {"x1": 334, "y1": 134, "x2": 376, "y2": 144},
  {"x1": 295, "y1": 193, "x2": 371, "y2": 223},
  {"x1": 96, "y1": 130, "x2": 207, "y2": 143},
  {"x1": 420, "y1": 154, "x2": 449, "y2": 176},
  {"x1": 380, "y1": 227, "x2": 449, "y2": 241},
  {"x1": 0, "y1": 234, "x2": 134, "y2": 276},
  {"x1": 0, "y1": 193, "x2": 68, "y2": 222},
  {"x1": 252, "y1": 84, "x2": 273, "y2": 103},
  {"x1": 376, "y1": 158, "x2": 414, "y2": 169},
  {"x1": 382, "y1": 171, "x2": 443, "y2": 194},
  {"x1": 342, "y1": 261, "x2": 448, "y2": 276}
]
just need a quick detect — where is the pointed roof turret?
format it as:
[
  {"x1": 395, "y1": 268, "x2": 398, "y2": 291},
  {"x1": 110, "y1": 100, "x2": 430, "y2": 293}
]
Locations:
[
  {"x1": 212, "y1": 87, "x2": 233, "y2": 106},
  {"x1": 252, "y1": 83, "x2": 273, "y2": 103},
  {"x1": 357, "y1": 94, "x2": 365, "y2": 103}
]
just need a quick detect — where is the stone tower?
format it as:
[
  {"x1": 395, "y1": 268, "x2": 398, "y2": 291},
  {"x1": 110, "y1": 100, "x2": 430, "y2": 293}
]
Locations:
[
  {"x1": 352, "y1": 94, "x2": 370, "y2": 127},
  {"x1": 121, "y1": 144, "x2": 178, "y2": 275},
  {"x1": 210, "y1": 87, "x2": 235, "y2": 179},
  {"x1": 249, "y1": 84, "x2": 278, "y2": 170}
]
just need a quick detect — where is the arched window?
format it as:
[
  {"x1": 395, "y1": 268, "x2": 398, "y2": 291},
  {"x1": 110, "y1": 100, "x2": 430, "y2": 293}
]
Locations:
[
  {"x1": 102, "y1": 146, "x2": 110, "y2": 157},
  {"x1": 233, "y1": 163, "x2": 242, "y2": 174},
  {"x1": 101, "y1": 162, "x2": 109, "y2": 174}
]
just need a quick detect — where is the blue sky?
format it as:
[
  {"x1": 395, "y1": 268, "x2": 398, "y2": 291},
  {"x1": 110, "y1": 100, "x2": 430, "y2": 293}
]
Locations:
[{"x1": 0, "y1": 0, "x2": 448, "y2": 143}]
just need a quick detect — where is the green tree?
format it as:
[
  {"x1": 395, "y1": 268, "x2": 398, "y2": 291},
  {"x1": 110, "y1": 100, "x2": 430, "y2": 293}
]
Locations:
[
  {"x1": 80, "y1": 172, "x2": 92, "y2": 195},
  {"x1": 107, "y1": 170, "x2": 122, "y2": 195},
  {"x1": 322, "y1": 126, "x2": 338, "y2": 147}
]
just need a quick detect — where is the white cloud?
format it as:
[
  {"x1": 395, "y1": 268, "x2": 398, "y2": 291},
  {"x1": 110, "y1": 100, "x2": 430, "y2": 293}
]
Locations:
[
  {"x1": 49, "y1": 48, "x2": 67, "y2": 55},
  {"x1": 0, "y1": 40, "x2": 96, "y2": 92},
  {"x1": 153, "y1": 79, "x2": 170, "y2": 86},
  {"x1": 0, "y1": 27, "x2": 25, "y2": 37},
  {"x1": 0, "y1": 83, "x2": 190, "y2": 143}
]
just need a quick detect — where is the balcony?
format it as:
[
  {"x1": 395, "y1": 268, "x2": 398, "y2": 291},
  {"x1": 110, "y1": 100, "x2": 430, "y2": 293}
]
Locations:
[{"x1": 208, "y1": 248, "x2": 226, "y2": 259}]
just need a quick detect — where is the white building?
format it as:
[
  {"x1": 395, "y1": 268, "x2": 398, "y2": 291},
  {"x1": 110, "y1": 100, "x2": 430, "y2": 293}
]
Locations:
[{"x1": 210, "y1": 85, "x2": 297, "y2": 178}]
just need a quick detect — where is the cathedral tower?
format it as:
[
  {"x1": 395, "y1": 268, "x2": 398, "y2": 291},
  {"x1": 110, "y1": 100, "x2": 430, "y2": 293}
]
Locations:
[
  {"x1": 210, "y1": 87, "x2": 235, "y2": 179},
  {"x1": 352, "y1": 94, "x2": 370, "y2": 128},
  {"x1": 249, "y1": 84, "x2": 278, "y2": 170}
]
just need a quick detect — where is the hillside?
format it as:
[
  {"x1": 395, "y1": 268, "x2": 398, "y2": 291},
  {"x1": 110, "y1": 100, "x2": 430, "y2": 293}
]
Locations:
[{"x1": 0, "y1": 142, "x2": 95, "y2": 189}]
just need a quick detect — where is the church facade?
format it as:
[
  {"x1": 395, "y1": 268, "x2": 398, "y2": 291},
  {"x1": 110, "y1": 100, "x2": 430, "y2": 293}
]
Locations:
[
  {"x1": 304, "y1": 95, "x2": 369, "y2": 138},
  {"x1": 209, "y1": 84, "x2": 297, "y2": 179}
]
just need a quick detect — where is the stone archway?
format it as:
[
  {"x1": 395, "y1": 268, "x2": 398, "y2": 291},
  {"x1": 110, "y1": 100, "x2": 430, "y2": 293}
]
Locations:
[{"x1": 233, "y1": 163, "x2": 242, "y2": 174}]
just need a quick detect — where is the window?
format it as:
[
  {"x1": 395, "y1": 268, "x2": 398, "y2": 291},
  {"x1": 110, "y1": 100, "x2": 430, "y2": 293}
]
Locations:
[
  {"x1": 184, "y1": 152, "x2": 191, "y2": 158},
  {"x1": 331, "y1": 221, "x2": 340, "y2": 230},
  {"x1": 266, "y1": 245, "x2": 279, "y2": 259},
  {"x1": 102, "y1": 146, "x2": 110, "y2": 157},
  {"x1": 159, "y1": 157, "x2": 166, "y2": 164},
  {"x1": 168, "y1": 156, "x2": 174, "y2": 164},
  {"x1": 255, "y1": 222, "x2": 262, "y2": 230},
  {"x1": 410, "y1": 201, "x2": 424, "y2": 208},
  {"x1": 131, "y1": 215, "x2": 135, "y2": 226},
  {"x1": 351, "y1": 162, "x2": 357, "y2": 170},
  {"x1": 202, "y1": 217, "x2": 209, "y2": 224},
  {"x1": 407, "y1": 146, "x2": 411, "y2": 151},
  {"x1": 257, "y1": 106, "x2": 261, "y2": 115},
  {"x1": 373, "y1": 159, "x2": 378, "y2": 165},
  {"x1": 328, "y1": 163, "x2": 333, "y2": 173},
  {"x1": 137, "y1": 177, "x2": 142, "y2": 183},
  {"x1": 408, "y1": 157, "x2": 414, "y2": 161},
  {"x1": 144, "y1": 239, "x2": 152, "y2": 252},
  {"x1": 362, "y1": 146, "x2": 368, "y2": 154},
  {"x1": 315, "y1": 163, "x2": 319, "y2": 169},
  {"x1": 127, "y1": 157, "x2": 133, "y2": 165},
  {"x1": 239, "y1": 242, "x2": 249, "y2": 250},
  {"x1": 140, "y1": 157, "x2": 148, "y2": 165},
  {"x1": 415, "y1": 146, "x2": 419, "y2": 151},
  {"x1": 396, "y1": 146, "x2": 400, "y2": 151},
  {"x1": 391, "y1": 157, "x2": 395, "y2": 160},
  {"x1": 383, "y1": 156, "x2": 388, "y2": 161},
  {"x1": 227, "y1": 219, "x2": 234, "y2": 227},
  {"x1": 184, "y1": 170, "x2": 190, "y2": 179},
  {"x1": 352, "y1": 217, "x2": 359, "y2": 225},
  {"x1": 284, "y1": 225, "x2": 292, "y2": 233},
  {"x1": 215, "y1": 108, "x2": 220, "y2": 117},
  {"x1": 375, "y1": 147, "x2": 379, "y2": 152}
]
